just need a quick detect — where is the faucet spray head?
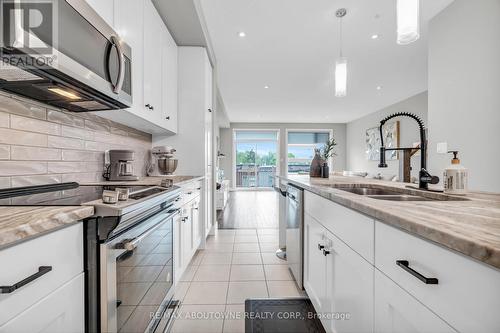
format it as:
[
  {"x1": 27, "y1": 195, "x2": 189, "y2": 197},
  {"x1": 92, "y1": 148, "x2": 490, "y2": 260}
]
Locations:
[{"x1": 378, "y1": 147, "x2": 388, "y2": 168}]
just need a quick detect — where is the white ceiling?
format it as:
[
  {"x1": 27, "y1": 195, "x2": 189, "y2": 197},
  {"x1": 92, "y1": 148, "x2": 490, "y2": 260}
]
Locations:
[{"x1": 199, "y1": 0, "x2": 453, "y2": 123}]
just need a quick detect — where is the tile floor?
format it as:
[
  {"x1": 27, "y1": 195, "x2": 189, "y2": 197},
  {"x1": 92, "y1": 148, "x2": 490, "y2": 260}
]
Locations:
[{"x1": 170, "y1": 228, "x2": 306, "y2": 333}]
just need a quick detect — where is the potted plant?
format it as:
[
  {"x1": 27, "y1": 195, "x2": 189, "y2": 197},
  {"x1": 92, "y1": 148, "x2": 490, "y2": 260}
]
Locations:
[{"x1": 320, "y1": 137, "x2": 337, "y2": 178}]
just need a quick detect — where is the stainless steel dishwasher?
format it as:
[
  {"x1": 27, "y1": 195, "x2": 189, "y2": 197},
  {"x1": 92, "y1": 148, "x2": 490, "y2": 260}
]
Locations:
[{"x1": 286, "y1": 184, "x2": 304, "y2": 289}]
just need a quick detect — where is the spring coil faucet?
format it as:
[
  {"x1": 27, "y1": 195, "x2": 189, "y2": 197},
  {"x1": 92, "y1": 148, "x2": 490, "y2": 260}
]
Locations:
[{"x1": 378, "y1": 112, "x2": 439, "y2": 190}]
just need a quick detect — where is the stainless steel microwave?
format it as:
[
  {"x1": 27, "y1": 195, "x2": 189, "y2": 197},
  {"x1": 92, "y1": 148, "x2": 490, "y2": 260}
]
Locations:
[{"x1": 0, "y1": 0, "x2": 132, "y2": 111}]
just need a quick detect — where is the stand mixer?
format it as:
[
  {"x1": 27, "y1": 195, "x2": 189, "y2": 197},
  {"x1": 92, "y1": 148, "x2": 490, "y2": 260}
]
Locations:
[{"x1": 151, "y1": 146, "x2": 178, "y2": 175}]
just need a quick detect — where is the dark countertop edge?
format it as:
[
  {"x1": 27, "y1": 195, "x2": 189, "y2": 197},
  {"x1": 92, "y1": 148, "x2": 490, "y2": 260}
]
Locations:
[{"x1": 280, "y1": 176, "x2": 500, "y2": 272}]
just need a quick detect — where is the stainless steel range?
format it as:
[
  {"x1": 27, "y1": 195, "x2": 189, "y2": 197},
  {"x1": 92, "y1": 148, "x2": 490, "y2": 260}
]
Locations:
[{"x1": 0, "y1": 182, "x2": 180, "y2": 333}]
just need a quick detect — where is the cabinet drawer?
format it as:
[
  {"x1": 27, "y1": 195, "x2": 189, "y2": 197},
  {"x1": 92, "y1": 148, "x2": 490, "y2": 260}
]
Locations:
[
  {"x1": 374, "y1": 270, "x2": 455, "y2": 333},
  {"x1": 304, "y1": 191, "x2": 374, "y2": 263},
  {"x1": 0, "y1": 273, "x2": 84, "y2": 333},
  {"x1": 375, "y1": 221, "x2": 500, "y2": 333},
  {"x1": 0, "y1": 223, "x2": 83, "y2": 325}
]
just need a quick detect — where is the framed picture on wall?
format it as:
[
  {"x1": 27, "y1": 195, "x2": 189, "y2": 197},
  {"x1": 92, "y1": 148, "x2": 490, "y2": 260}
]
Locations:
[{"x1": 365, "y1": 121, "x2": 400, "y2": 161}]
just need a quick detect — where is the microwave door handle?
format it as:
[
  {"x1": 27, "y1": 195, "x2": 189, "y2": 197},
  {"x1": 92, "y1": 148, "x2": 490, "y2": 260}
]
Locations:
[{"x1": 109, "y1": 35, "x2": 125, "y2": 94}]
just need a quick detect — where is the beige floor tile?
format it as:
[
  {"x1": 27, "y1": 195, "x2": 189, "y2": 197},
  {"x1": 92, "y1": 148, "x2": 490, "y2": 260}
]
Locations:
[
  {"x1": 120, "y1": 305, "x2": 158, "y2": 333},
  {"x1": 232, "y1": 252, "x2": 262, "y2": 265},
  {"x1": 121, "y1": 266, "x2": 163, "y2": 282},
  {"x1": 193, "y1": 265, "x2": 231, "y2": 281},
  {"x1": 140, "y1": 282, "x2": 170, "y2": 305},
  {"x1": 230, "y1": 265, "x2": 265, "y2": 281},
  {"x1": 179, "y1": 265, "x2": 198, "y2": 282},
  {"x1": 183, "y1": 282, "x2": 228, "y2": 305},
  {"x1": 227, "y1": 281, "x2": 268, "y2": 304},
  {"x1": 235, "y1": 229, "x2": 257, "y2": 235},
  {"x1": 171, "y1": 304, "x2": 225, "y2": 333},
  {"x1": 234, "y1": 235, "x2": 259, "y2": 243},
  {"x1": 208, "y1": 234, "x2": 235, "y2": 243},
  {"x1": 201, "y1": 252, "x2": 233, "y2": 265},
  {"x1": 259, "y1": 242, "x2": 280, "y2": 253},
  {"x1": 261, "y1": 252, "x2": 287, "y2": 265},
  {"x1": 264, "y1": 265, "x2": 294, "y2": 281},
  {"x1": 257, "y1": 229, "x2": 279, "y2": 235},
  {"x1": 173, "y1": 282, "x2": 190, "y2": 301},
  {"x1": 223, "y1": 304, "x2": 246, "y2": 333},
  {"x1": 258, "y1": 234, "x2": 279, "y2": 243},
  {"x1": 117, "y1": 305, "x2": 134, "y2": 331},
  {"x1": 189, "y1": 251, "x2": 205, "y2": 265},
  {"x1": 117, "y1": 282, "x2": 151, "y2": 306},
  {"x1": 205, "y1": 242, "x2": 235, "y2": 252},
  {"x1": 233, "y1": 242, "x2": 260, "y2": 253},
  {"x1": 267, "y1": 281, "x2": 305, "y2": 298},
  {"x1": 216, "y1": 229, "x2": 236, "y2": 236}
]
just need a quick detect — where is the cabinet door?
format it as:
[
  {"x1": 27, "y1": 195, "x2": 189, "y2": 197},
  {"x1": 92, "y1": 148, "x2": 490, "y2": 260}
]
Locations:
[
  {"x1": 86, "y1": 0, "x2": 114, "y2": 27},
  {"x1": 303, "y1": 213, "x2": 328, "y2": 314},
  {"x1": 0, "y1": 274, "x2": 84, "y2": 333},
  {"x1": 325, "y1": 230, "x2": 373, "y2": 333},
  {"x1": 143, "y1": 0, "x2": 163, "y2": 119},
  {"x1": 173, "y1": 213, "x2": 183, "y2": 283},
  {"x1": 114, "y1": 0, "x2": 145, "y2": 118},
  {"x1": 160, "y1": 23, "x2": 178, "y2": 133},
  {"x1": 191, "y1": 198, "x2": 201, "y2": 250},
  {"x1": 181, "y1": 206, "x2": 193, "y2": 265},
  {"x1": 374, "y1": 270, "x2": 456, "y2": 333}
]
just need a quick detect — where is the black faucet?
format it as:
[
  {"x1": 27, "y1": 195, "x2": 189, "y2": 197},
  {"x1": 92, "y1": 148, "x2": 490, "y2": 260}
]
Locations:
[{"x1": 378, "y1": 112, "x2": 439, "y2": 190}]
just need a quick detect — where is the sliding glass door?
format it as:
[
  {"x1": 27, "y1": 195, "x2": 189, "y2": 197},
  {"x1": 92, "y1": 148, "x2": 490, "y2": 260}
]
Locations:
[{"x1": 234, "y1": 130, "x2": 279, "y2": 188}]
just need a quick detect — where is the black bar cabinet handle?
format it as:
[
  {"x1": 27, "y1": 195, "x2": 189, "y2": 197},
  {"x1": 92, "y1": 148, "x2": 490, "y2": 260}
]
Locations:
[
  {"x1": 317, "y1": 244, "x2": 325, "y2": 250},
  {"x1": 323, "y1": 249, "x2": 330, "y2": 256},
  {"x1": 0, "y1": 266, "x2": 52, "y2": 294},
  {"x1": 396, "y1": 260, "x2": 438, "y2": 285}
]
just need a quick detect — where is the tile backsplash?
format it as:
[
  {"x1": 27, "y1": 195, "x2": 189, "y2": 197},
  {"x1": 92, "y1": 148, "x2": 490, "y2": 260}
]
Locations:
[{"x1": 0, "y1": 92, "x2": 152, "y2": 188}]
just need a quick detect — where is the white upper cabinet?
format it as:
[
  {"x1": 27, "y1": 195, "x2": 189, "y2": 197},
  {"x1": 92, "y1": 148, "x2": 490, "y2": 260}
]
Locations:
[
  {"x1": 96, "y1": 0, "x2": 178, "y2": 134},
  {"x1": 85, "y1": 0, "x2": 114, "y2": 27}
]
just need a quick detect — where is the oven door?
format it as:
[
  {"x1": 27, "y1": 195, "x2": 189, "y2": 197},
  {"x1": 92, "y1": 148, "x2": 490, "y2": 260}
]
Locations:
[{"x1": 101, "y1": 208, "x2": 179, "y2": 333}]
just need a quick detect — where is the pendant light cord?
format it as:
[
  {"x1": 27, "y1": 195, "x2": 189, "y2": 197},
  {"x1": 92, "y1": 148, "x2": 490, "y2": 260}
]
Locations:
[{"x1": 339, "y1": 17, "x2": 343, "y2": 58}]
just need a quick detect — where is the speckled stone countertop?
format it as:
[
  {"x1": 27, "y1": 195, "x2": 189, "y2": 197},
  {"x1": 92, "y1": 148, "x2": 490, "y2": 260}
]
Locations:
[
  {"x1": 81, "y1": 175, "x2": 204, "y2": 187},
  {"x1": 0, "y1": 206, "x2": 94, "y2": 250},
  {"x1": 281, "y1": 175, "x2": 500, "y2": 270}
]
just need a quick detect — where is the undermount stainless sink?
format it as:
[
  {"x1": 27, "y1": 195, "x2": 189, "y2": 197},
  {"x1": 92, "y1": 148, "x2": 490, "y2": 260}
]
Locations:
[
  {"x1": 337, "y1": 187, "x2": 401, "y2": 196},
  {"x1": 367, "y1": 195, "x2": 436, "y2": 202}
]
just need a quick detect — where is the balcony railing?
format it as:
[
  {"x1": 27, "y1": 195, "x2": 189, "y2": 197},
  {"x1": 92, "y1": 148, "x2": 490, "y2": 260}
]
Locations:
[{"x1": 236, "y1": 165, "x2": 276, "y2": 188}]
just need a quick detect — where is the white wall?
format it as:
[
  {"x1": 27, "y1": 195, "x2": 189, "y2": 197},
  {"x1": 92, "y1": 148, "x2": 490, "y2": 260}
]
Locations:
[
  {"x1": 428, "y1": 0, "x2": 500, "y2": 192},
  {"x1": 346, "y1": 92, "x2": 428, "y2": 180},
  {"x1": 220, "y1": 123, "x2": 346, "y2": 187}
]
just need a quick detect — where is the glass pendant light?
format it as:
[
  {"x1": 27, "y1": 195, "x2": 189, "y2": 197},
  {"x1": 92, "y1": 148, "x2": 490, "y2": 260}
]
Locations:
[
  {"x1": 335, "y1": 8, "x2": 347, "y2": 97},
  {"x1": 397, "y1": 0, "x2": 420, "y2": 44}
]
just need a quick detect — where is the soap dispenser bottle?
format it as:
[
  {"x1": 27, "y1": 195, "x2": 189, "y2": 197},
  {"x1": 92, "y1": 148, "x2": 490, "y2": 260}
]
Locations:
[{"x1": 443, "y1": 151, "x2": 468, "y2": 195}]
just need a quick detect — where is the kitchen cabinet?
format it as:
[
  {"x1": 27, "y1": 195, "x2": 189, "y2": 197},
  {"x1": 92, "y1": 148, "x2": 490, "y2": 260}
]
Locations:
[
  {"x1": 85, "y1": 0, "x2": 114, "y2": 27},
  {"x1": 97, "y1": 0, "x2": 178, "y2": 134},
  {"x1": 0, "y1": 224, "x2": 84, "y2": 331},
  {"x1": 304, "y1": 212, "x2": 373, "y2": 333},
  {"x1": 374, "y1": 270, "x2": 455, "y2": 333},
  {"x1": 154, "y1": 47, "x2": 214, "y2": 238}
]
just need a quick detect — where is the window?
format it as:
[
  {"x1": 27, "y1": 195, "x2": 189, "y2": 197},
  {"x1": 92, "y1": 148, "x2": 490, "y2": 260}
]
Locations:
[
  {"x1": 234, "y1": 130, "x2": 279, "y2": 188},
  {"x1": 287, "y1": 131, "x2": 331, "y2": 175}
]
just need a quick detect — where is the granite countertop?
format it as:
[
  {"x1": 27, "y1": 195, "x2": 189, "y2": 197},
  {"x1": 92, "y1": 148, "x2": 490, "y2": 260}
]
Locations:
[
  {"x1": 81, "y1": 175, "x2": 204, "y2": 187},
  {"x1": 281, "y1": 175, "x2": 500, "y2": 270},
  {"x1": 0, "y1": 206, "x2": 94, "y2": 250}
]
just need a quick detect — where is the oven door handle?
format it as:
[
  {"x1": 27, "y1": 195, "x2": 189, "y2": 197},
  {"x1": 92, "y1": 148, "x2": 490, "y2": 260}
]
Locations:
[{"x1": 116, "y1": 208, "x2": 180, "y2": 251}]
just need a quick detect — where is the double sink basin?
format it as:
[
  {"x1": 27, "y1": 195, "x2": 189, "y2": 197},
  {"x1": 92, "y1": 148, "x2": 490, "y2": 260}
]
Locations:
[{"x1": 319, "y1": 185, "x2": 468, "y2": 202}]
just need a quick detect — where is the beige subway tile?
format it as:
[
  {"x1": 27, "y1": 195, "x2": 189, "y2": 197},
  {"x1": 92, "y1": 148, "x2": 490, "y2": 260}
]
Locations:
[
  {"x1": 0, "y1": 177, "x2": 10, "y2": 188},
  {"x1": 47, "y1": 136, "x2": 84, "y2": 149},
  {"x1": 0, "y1": 128, "x2": 47, "y2": 147},
  {"x1": 47, "y1": 161, "x2": 86, "y2": 173},
  {"x1": 93, "y1": 132, "x2": 123, "y2": 145},
  {"x1": 0, "y1": 161, "x2": 47, "y2": 176},
  {"x1": 61, "y1": 172, "x2": 102, "y2": 183},
  {"x1": 85, "y1": 119, "x2": 110, "y2": 132},
  {"x1": 0, "y1": 145, "x2": 10, "y2": 159},
  {"x1": 10, "y1": 146, "x2": 61, "y2": 160},
  {"x1": 47, "y1": 109, "x2": 85, "y2": 128},
  {"x1": 110, "y1": 127, "x2": 129, "y2": 136},
  {"x1": 0, "y1": 112, "x2": 9, "y2": 128},
  {"x1": 61, "y1": 125, "x2": 94, "y2": 140},
  {"x1": 62, "y1": 150, "x2": 102, "y2": 161},
  {"x1": 11, "y1": 174, "x2": 61, "y2": 187},
  {"x1": 10, "y1": 115, "x2": 61, "y2": 135},
  {"x1": 84, "y1": 161, "x2": 102, "y2": 172},
  {"x1": 0, "y1": 94, "x2": 46, "y2": 119}
]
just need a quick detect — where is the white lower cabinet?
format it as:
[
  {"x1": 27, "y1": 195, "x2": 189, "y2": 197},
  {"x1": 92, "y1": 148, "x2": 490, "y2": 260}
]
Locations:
[
  {"x1": 304, "y1": 212, "x2": 373, "y2": 333},
  {"x1": 0, "y1": 274, "x2": 85, "y2": 333},
  {"x1": 374, "y1": 270, "x2": 455, "y2": 333}
]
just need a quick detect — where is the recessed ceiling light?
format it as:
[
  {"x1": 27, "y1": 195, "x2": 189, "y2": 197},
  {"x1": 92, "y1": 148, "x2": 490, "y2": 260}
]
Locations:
[
  {"x1": 238, "y1": 31, "x2": 246, "y2": 37},
  {"x1": 371, "y1": 34, "x2": 379, "y2": 39},
  {"x1": 264, "y1": 85, "x2": 270, "y2": 89},
  {"x1": 376, "y1": 86, "x2": 382, "y2": 90}
]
